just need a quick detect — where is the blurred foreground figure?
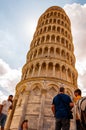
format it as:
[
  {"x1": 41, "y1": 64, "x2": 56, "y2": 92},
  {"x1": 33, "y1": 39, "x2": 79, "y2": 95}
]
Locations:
[
  {"x1": 19, "y1": 119, "x2": 29, "y2": 130},
  {"x1": 0, "y1": 95, "x2": 13, "y2": 130},
  {"x1": 74, "y1": 89, "x2": 86, "y2": 130}
]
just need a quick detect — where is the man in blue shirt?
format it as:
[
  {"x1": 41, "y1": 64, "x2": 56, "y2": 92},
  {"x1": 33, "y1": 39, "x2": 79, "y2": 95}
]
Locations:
[{"x1": 51, "y1": 87, "x2": 74, "y2": 130}]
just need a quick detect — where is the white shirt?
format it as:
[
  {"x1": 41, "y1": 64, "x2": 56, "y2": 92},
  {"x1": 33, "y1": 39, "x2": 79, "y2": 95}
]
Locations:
[{"x1": 1, "y1": 100, "x2": 12, "y2": 115}]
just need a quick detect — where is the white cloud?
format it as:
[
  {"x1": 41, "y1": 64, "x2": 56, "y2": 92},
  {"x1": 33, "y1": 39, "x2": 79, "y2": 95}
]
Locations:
[
  {"x1": 64, "y1": 3, "x2": 86, "y2": 96},
  {"x1": 0, "y1": 59, "x2": 21, "y2": 102}
]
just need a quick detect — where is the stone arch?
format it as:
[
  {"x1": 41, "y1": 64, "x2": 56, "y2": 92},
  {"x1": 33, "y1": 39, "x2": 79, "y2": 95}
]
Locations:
[
  {"x1": 57, "y1": 19, "x2": 60, "y2": 24},
  {"x1": 46, "y1": 85, "x2": 58, "y2": 99},
  {"x1": 55, "y1": 63, "x2": 60, "y2": 78},
  {"x1": 52, "y1": 25, "x2": 56, "y2": 31},
  {"x1": 37, "y1": 31, "x2": 39, "y2": 36},
  {"x1": 61, "y1": 21, "x2": 64, "y2": 26},
  {"x1": 61, "y1": 28, "x2": 64, "y2": 35},
  {"x1": 47, "y1": 13, "x2": 50, "y2": 18},
  {"x1": 67, "y1": 52, "x2": 69, "y2": 60},
  {"x1": 50, "y1": 11, "x2": 53, "y2": 16},
  {"x1": 61, "y1": 14, "x2": 64, "y2": 19},
  {"x1": 45, "y1": 84, "x2": 59, "y2": 104},
  {"x1": 44, "y1": 46, "x2": 48, "y2": 57},
  {"x1": 37, "y1": 38, "x2": 40, "y2": 45},
  {"x1": 45, "y1": 19, "x2": 48, "y2": 24},
  {"x1": 69, "y1": 44, "x2": 71, "y2": 51},
  {"x1": 44, "y1": 26, "x2": 47, "y2": 32},
  {"x1": 34, "y1": 63, "x2": 40, "y2": 76},
  {"x1": 61, "y1": 65, "x2": 66, "y2": 80},
  {"x1": 41, "y1": 36, "x2": 45, "y2": 42},
  {"x1": 28, "y1": 83, "x2": 43, "y2": 107},
  {"x1": 67, "y1": 68, "x2": 71, "y2": 83},
  {"x1": 51, "y1": 35, "x2": 55, "y2": 42},
  {"x1": 65, "y1": 30, "x2": 67, "y2": 37},
  {"x1": 48, "y1": 26, "x2": 51, "y2": 31},
  {"x1": 54, "y1": 11, "x2": 57, "y2": 16},
  {"x1": 41, "y1": 62, "x2": 46, "y2": 76},
  {"x1": 17, "y1": 92, "x2": 26, "y2": 107},
  {"x1": 57, "y1": 27, "x2": 60, "y2": 33},
  {"x1": 68, "y1": 68, "x2": 71, "y2": 78},
  {"x1": 29, "y1": 64, "x2": 33, "y2": 77},
  {"x1": 61, "y1": 49, "x2": 65, "y2": 57},
  {"x1": 30, "y1": 83, "x2": 43, "y2": 92},
  {"x1": 49, "y1": 18, "x2": 52, "y2": 23},
  {"x1": 46, "y1": 35, "x2": 50, "y2": 42},
  {"x1": 40, "y1": 28, "x2": 42, "y2": 34},
  {"x1": 44, "y1": 15, "x2": 46, "y2": 19},
  {"x1": 32, "y1": 86, "x2": 41, "y2": 96},
  {"x1": 56, "y1": 48, "x2": 60, "y2": 55},
  {"x1": 56, "y1": 36, "x2": 60, "y2": 42},
  {"x1": 48, "y1": 62, "x2": 53, "y2": 76},
  {"x1": 61, "y1": 37, "x2": 65, "y2": 44},
  {"x1": 50, "y1": 47, "x2": 54, "y2": 56},
  {"x1": 33, "y1": 49, "x2": 37, "y2": 58},
  {"x1": 24, "y1": 68, "x2": 28, "y2": 79},
  {"x1": 42, "y1": 21, "x2": 44, "y2": 26},
  {"x1": 58, "y1": 12, "x2": 60, "y2": 17},
  {"x1": 38, "y1": 48, "x2": 42, "y2": 56},
  {"x1": 62, "y1": 65, "x2": 66, "y2": 73},
  {"x1": 47, "y1": 84, "x2": 58, "y2": 92},
  {"x1": 66, "y1": 87, "x2": 73, "y2": 96},
  {"x1": 53, "y1": 19, "x2": 56, "y2": 23}
]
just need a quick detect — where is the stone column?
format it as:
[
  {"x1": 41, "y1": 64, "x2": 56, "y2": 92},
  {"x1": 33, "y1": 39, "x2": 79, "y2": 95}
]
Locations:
[
  {"x1": 32, "y1": 66, "x2": 35, "y2": 77},
  {"x1": 53, "y1": 64, "x2": 55, "y2": 77},
  {"x1": 38, "y1": 64, "x2": 41, "y2": 76},
  {"x1": 46, "y1": 63, "x2": 48, "y2": 77},
  {"x1": 37, "y1": 89, "x2": 46, "y2": 130}
]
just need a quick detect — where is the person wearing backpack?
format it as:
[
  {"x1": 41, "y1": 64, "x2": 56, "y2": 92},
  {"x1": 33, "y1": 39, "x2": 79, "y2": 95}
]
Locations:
[{"x1": 51, "y1": 87, "x2": 74, "y2": 130}]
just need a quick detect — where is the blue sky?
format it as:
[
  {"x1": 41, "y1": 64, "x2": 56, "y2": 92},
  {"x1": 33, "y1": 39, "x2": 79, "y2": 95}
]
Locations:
[{"x1": 0, "y1": 0, "x2": 86, "y2": 101}]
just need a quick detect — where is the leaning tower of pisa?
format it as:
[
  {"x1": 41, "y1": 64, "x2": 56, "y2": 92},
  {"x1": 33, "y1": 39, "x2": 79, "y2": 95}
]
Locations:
[{"x1": 5, "y1": 6, "x2": 78, "y2": 130}]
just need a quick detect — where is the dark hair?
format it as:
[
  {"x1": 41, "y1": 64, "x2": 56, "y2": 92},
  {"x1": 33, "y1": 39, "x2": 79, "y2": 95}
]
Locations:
[
  {"x1": 21, "y1": 119, "x2": 28, "y2": 129},
  {"x1": 59, "y1": 87, "x2": 65, "y2": 92},
  {"x1": 9, "y1": 95, "x2": 13, "y2": 97},
  {"x1": 74, "y1": 89, "x2": 81, "y2": 96}
]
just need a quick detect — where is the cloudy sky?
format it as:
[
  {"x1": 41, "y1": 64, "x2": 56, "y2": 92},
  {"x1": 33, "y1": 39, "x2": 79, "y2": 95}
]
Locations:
[{"x1": 0, "y1": 0, "x2": 86, "y2": 102}]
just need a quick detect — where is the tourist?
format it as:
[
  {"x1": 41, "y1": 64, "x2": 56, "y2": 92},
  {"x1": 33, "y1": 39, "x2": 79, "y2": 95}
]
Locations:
[
  {"x1": 74, "y1": 89, "x2": 84, "y2": 130},
  {"x1": 0, "y1": 95, "x2": 13, "y2": 130},
  {"x1": 51, "y1": 87, "x2": 74, "y2": 130},
  {"x1": 19, "y1": 119, "x2": 29, "y2": 130}
]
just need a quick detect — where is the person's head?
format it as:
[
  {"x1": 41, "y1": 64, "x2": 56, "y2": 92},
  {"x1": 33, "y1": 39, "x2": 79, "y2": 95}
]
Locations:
[
  {"x1": 21, "y1": 120, "x2": 28, "y2": 129},
  {"x1": 59, "y1": 87, "x2": 65, "y2": 93},
  {"x1": 74, "y1": 89, "x2": 82, "y2": 97},
  {"x1": 8, "y1": 95, "x2": 13, "y2": 102}
]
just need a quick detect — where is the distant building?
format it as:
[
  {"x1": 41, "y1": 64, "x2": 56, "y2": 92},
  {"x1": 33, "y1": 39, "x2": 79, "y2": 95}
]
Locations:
[{"x1": 5, "y1": 6, "x2": 78, "y2": 130}]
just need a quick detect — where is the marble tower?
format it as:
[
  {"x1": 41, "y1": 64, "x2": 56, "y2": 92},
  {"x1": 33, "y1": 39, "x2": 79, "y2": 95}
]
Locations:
[{"x1": 5, "y1": 6, "x2": 78, "y2": 130}]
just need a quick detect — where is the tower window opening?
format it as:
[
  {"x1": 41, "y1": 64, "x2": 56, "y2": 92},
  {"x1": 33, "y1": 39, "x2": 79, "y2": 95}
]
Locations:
[
  {"x1": 51, "y1": 35, "x2": 55, "y2": 42},
  {"x1": 48, "y1": 26, "x2": 51, "y2": 31},
  {"x1": 48, "y1": 62, "x2": 53, "y2": 70},
  {"x1": 46, "y1": 35, "x2": 50, "y2": 41},
  {"x1": 55, "y1": 64, "x2": 60, "y2": 71},
  {"x1": 56, "y1": 48, "x2": 60, "y2": 55}
]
